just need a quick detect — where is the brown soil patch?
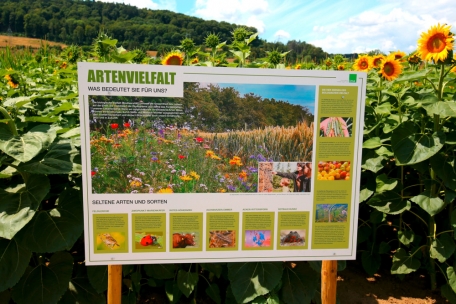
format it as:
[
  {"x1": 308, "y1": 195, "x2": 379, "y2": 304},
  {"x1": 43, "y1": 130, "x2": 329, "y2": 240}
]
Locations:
[
  {"x1": 337, "y1": 261, "x2": 448, "y2": 303},
  {"x1": 0, "y1": 35, "x2": 66, "y2": 49}
]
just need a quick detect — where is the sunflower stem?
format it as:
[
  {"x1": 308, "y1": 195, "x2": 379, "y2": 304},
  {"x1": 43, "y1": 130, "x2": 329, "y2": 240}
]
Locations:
[{"x1": 437, "y1": 64, "x2": 445, "y2": 101}]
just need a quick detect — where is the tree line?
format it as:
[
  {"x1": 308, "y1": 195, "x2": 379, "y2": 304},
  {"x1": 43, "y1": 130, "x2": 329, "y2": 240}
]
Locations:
[{"x1": 0, "y1": 0, "x2": 328, "y2": 62}]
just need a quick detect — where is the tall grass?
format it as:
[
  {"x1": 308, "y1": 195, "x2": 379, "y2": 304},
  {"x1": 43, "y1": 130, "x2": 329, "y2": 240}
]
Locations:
[{"x1": 200, "y1": 121, "x2": 313, "y2": 162}]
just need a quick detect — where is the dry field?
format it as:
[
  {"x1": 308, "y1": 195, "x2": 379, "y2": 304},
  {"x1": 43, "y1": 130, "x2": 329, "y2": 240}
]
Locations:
[{"x1": 0, "y1": 35, "x2": 66, "y2": 48}]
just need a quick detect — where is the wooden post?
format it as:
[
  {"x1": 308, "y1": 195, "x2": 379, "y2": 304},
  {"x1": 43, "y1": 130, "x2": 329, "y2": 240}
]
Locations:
[
  {"x1": 321, "y1": 260, "x2": 337, "y2": 304},
  {"x1": 107, "y1": 265, "x2": 122, "y2": 304}
]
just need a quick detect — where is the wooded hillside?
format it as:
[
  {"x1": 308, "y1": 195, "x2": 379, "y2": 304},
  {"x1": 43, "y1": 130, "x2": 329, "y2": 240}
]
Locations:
[{"x1": 0, "y1": 0, "x2": 328, "y2": 62}]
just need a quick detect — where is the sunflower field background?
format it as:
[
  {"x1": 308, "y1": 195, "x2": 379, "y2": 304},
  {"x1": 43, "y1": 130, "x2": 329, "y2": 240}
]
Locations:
[{"x1": 0, "y1": 23, "x2": 456, "y2": 303}]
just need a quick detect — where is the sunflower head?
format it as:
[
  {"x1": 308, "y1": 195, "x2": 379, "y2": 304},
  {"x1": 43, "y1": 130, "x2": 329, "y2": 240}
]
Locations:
[
  {"x1": 161, "y1": 50, "x2": 184, "y2": 66},
  {"x1": 325, "y1": 58, "x2": 332, "y2": 67},
  {"x1": 353, "y1": 55, "x2": 372, "y2": 71},
  {"x1": 180, "y1": 38, "x2": 195, "y2": 53},
  {"x1": 205, "y1": 33, "x2": 221, "y2": 49},
  {"x1": 337, "y1": 64, "x2": 345, "y2": 70},
  {"x1": 295, "y1": 64, "x2": 302, "y2": 70},
  {"x1": 190, "y1": 57, "x2": 199, "y2": 64},
  {"x1": 379, "y1": 54, "x2": 402, "y2": 81},
  {"x1": 407, "y1": 53, "x2": 422, "y2": 65},
  {"x1": 392, "y1": 50, "x2": 406, "y2": 61},
  {"x1": 371, "y1": 54, "x2": 385, "y2": 68},
  {"x1": 418, "y1": 23, "x2": 454, "y2": 63}
]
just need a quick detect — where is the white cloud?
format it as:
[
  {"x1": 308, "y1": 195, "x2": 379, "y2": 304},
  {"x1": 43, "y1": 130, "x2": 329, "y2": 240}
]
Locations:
[
  {"x1": 194, "y1": 0, "x2": 269, "y2": 32},
  {"x1": 98, "y1": 0, "x2": 176, "y2": 11},
  {"x1": 247, "y1": 16, "x2": 266, "y2": 34},
  {"x1": 273, "y1": 30, "x2": 291, "y2": 41},
  {"x1": 309, "y1": 4, "x2": 456, "y2": 54}
]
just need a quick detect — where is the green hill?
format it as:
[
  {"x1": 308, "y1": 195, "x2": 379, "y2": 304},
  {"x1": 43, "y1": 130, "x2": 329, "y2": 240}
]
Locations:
[{"x1": 0, "y1": 0, "x2": 328, "y2": 62}]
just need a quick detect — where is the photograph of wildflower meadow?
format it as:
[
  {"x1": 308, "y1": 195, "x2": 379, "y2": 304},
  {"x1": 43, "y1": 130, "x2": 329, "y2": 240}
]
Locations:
[{"x1": 89, "y1": 82, "x2": 315, "y2": 194}]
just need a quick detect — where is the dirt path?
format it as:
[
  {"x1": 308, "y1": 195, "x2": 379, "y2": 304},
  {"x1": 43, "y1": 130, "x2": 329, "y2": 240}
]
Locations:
[{"x1": 337, "y1": 261, "x2": 447, "y2": 303}]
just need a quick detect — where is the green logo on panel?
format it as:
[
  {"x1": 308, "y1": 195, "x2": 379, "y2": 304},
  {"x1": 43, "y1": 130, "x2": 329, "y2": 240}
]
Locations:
[{"x1": 349, "y1": 74, "x2": 357, "y2": 83}]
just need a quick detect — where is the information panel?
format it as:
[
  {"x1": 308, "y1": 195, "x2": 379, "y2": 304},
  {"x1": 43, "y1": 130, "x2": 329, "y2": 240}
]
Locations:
[{"x1": 78, "y1": 62, "x2": 366, "y2": 265}]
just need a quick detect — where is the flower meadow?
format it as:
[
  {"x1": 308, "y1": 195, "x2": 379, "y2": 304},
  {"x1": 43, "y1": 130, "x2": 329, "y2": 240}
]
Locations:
[
  {"x1": 1, "y1": 23, "x2": 456, "y2": 303},
  {"x1": 90, "y1": 124, "x2": 260, "y2": 194}
]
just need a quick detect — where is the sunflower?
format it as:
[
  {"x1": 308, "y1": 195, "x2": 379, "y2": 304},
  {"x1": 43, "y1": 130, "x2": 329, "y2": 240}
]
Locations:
[
  {"x1": 450, "y1": 66, "x2": 456, "y2": 74},
  {"x1": 190, "y1": 57, "x2": 199, "y2": 64},
  {"x1": 161, "y1": 50, "x2": 184, "y2": 65},
  {"x1": 417, "y1": 23, "x2": 454, "y2": 63},
  {"x1": 353, "y1": 55, "x2": 371, "y2": 71},
  {"x1": 408, "y1": 53, "x2": 421, "y2": 65},
  {"x1": 371, "y1": 55, "x2": 385, "y2": 68},
  {"x1": 295, "y1": 64, "x2": 302, "y2": 70},
  {"x1": 379, "y1": 55, "x2": 402, "y2": 81},
  {"x1": 325, "y1": 58, "x2": 332, "y2": 67},
  {"x1": 337, "y1": 64, "x2": 345, "y2": 70},
  {"x1": 392, "y1": 50, "x2": 406, "y2": 61}
]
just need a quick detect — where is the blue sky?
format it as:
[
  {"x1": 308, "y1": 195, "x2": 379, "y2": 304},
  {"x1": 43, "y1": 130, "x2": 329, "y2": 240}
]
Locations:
[
  {"x1": 100, "y1": 0, "x2": 456, "y2": 54},
  {"x1": 216, "y1": 83, "x2": 316, "y2": 113}
]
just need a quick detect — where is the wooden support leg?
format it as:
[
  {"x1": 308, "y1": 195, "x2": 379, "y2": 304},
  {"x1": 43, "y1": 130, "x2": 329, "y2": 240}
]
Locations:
[
  {"x1": 321, "y1": 260, "x2": 337, "y2": 304},
  {"x1": 107, "y1": 265, "x2": 122, "y2": 304}
]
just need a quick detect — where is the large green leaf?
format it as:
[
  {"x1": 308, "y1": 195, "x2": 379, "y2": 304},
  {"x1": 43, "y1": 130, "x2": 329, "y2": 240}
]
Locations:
[
  {"x1": 201, "y1": 263, "x2": 224, "y2": 278},
  {"x1": 447, "y1": 266, "x2": 456, "y2": 294},
  {"x1": 391, "y1": 122, "x2": 445, "y2": 165},
  {"x1": 395, "y1": 69, "x2": 429, "y2": 82},
  {"x1": 441, "y1": 284, "x2": 456, "y2": 303},
  {"x1": 52, "y1": 102, "x2": 74, "y2": 115},
  {"x1": 363, "y1": 137, "x2": 382, "y2": 149},
  {"x1": 410, "y1": 190, "x2": 446, "y2": 216},
  {"x1": 11, "y1": 251, "x2": 73, "y2": 304},
  {"x1": 177, "y1": 270, "x2": 198, "y2": 298},
  {"x1": 60, "y1": 127, "x2": 80, "y2": 139},
  {"x1": 431, "y1": 153, "x2": 456, "y2": 191},
  {"x1": 430, "y1": 233, "x2": 455, "y2": 263},
  {"x1": 18, "y1": 141, "x2": 81, "y2": 174},
  {"x1": 144, "y1": 264, "x2": 176, "y2": 279},
  {"x1": 391, "y1": 248, "x2": 420, "y2": 274},
  {"x1": 227, "y1": 262, "x2": 283, "y2": 303},
  {"x1": 0, "y1": 238, "x2": 31, "y2": 292},
  {"x1": 424, "y1": 101, "x2": 456, "y2": 117},
  {"x1": 361, "y1": 150, "x2": 386, "y2": 173},
  {"x1": 59, "y1": 276, "x2": 105, "y2": 304},
  {"x1": 24, "y1": 116, "x2": 60, "y2": 123},
  {"x1": 451, "y1": 210, "x2": 456, "y2": 239},
  {"x1": 375, "y1": 174, "x2": 398, "y2": 193},
  {"x1": 87, "y1": 266, "x2": 108, "y2": 293},
  {"x1": 0, "y1": 124, "x2": 57, "y2": 163},
  {"x1": 0, "y1": 174, "x2": 50, "y2": 239},
  {"x1": 367, "y1": 191, "x2": 410, "y2": 214},
  {"x1": 369, "y1": 210, "x2": 386, "y2": 224},
  {"x1": 398, "y1": 230, "x2": 415, "y2": 246},
  {"x1": 15, "y1": 187, "x2": 82, "y2": 253},
  {"x1": 280, "y1": 262, "x2": 317, "y2": 304},
  {"x1": 3, "y1": 95, "x2": 38, "y2": 108},
  {"x1": 205, "y1": 284, "x2": 221, "y2": 304},
  {"x1": 362, "y1": 252, "x2": 381, "y2": 276},
  {"x1": 165, "y1": 280, "x2": 182, "y2": 304}
]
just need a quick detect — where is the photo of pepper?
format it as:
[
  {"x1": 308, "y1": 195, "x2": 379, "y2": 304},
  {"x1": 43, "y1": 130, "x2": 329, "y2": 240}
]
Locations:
[{"x1": 319, "y1": 117, "x2": 352, "y2": 137}]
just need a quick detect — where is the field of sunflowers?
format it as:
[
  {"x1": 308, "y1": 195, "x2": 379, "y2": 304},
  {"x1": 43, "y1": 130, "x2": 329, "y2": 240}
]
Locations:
[{"x1": 0, "y1": 23, "x2": 455, "y2": 303}]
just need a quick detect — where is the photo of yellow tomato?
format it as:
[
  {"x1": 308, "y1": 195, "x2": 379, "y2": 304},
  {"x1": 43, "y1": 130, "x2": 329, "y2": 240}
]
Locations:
[{"x1": 317, "y1": 161, "x2": 350, "y2": 181}]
